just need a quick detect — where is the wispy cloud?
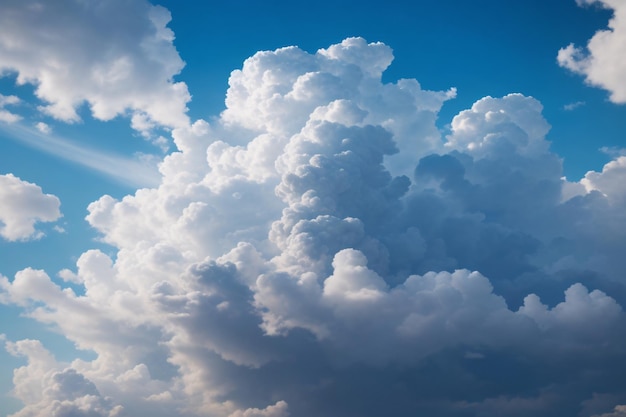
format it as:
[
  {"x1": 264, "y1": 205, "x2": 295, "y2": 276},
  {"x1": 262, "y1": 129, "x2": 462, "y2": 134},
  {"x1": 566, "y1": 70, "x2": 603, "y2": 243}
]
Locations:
[
  {"x1": 563, "y1": 100, "x2": 585, "y2": 111},
  {"x1": 0, "y1": 122, "x2": 160, "y2": 188},
  {"x1": 600, "y1": 146, "x2": 626, "y2": 158}
]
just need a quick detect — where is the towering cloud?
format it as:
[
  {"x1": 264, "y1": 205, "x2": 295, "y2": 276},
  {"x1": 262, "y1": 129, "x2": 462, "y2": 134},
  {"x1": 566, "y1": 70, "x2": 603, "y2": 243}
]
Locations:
[{"x1": 1, "y1": 5, "x2": 626, "y2": 416}]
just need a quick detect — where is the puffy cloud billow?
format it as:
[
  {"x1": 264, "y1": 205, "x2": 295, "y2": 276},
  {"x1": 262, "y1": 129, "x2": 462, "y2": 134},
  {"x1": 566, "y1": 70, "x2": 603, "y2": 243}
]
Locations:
[
  {"x1": 0, "y1": 0, "x2": 190, "y2": 135},
  {"x1": 2, "y1": 7, "x2": 626, "y2": 417},
  {"x1": 0, "y1": 174, "x2": 61, "y2": 241},
  {"x1": 5, "y1": 339, "x2": 123, "y2": 417},
  {"x1": 558, "y1": 0, "x2": 626, "y2": 103}
]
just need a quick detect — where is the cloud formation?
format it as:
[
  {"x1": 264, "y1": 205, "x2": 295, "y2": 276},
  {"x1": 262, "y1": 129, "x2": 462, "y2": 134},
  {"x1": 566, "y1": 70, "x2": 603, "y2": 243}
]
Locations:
[
  {"x1": 0, "y1": 94, "x2": 21, "y2": 123},
  {"x1": 0, "y1": 0, "x2": 190, "y2": 133},
  {"x1": 0, "y1": 123, "x2": 161, "y2": 188},
  {"x1": 0, "y1": 174, "x2": 61, "y2": 241},
  {"x1": 558, "y1": 0, "x2": 626, "y2": 103},
  {"x1": 2, "y1": 9, "x2": 626, "y2": 417},
  {"x1": 594, "y1": 405, "x2": 626, "y2": 417},
  {"x1": 5, "y1": 339, "x2": 123, "y2": 417}
]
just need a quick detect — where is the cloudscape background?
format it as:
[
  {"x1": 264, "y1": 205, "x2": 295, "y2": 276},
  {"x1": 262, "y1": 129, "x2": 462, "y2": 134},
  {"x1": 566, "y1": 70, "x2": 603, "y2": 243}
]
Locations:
[{"x1": 1, "y1": 0, "x2": 626, "y2": 416}]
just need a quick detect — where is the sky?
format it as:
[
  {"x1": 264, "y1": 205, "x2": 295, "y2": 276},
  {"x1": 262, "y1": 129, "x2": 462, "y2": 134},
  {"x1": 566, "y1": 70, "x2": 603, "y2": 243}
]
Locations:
[{"x1": 1, "y1": 0, "x2": 626, "y2": 416}]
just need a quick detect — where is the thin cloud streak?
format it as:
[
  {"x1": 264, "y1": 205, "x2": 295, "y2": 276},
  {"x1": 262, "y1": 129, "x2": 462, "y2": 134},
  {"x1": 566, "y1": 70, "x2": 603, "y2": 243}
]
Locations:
[
  {"x1": 0, "y1": 122, "x2": 160, "y2": 188},
  {"x1": 563, "y1": 100, "x2": 585, "y2": 111}
]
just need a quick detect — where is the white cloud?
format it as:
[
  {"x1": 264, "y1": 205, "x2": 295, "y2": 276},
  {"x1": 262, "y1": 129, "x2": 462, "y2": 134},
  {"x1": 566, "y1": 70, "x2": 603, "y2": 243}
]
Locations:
[
  {"x1": 0, "y1": 94, "x2": 21, "y2": 123},
  {"x1": 600, "y1": 146, "x2": 626, "y2": 158},
  {"x1": 34, "y1": 122, "x2": 51, "y2": 134},
  {"x1": 581, "y1": 155, "x2": 626, "y2": 201},
  {"x1": 221, "y1": 37, "x2": 454, "y2": 177},
  {"x1": 227, "y1": 401, "x2": 289, "y2": 417},
  {"x1": 0, "y1": 0, "x2": 190, "y2": 134},
  {"x1": 563, "y1": 100, "x2": 585, "y2": 111},
  {"x1": 0, "y1": 174, "x2": 61, "y2": 241},
  {"x1": 5, "y1": 339, "x2": 124, "y2": 417},
  {"x1": 445, "y1": 93, "x2": 551, "y2": 158},
  {"x1": 3, "y1": 33, "x2": 626, "y2": 417},
  {"x1": 558, "y1": 0, "x2": 626, "y2": 103}
]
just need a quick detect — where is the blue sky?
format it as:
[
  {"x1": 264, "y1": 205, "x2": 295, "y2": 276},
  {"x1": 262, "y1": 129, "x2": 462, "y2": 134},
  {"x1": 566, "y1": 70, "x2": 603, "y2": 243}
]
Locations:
[{"x1": 1, "y1": 1, "x2": 626, "y2": 416}]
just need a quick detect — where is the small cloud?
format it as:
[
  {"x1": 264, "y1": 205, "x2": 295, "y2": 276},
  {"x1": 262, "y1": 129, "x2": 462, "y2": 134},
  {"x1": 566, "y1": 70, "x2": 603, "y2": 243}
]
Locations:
[
  {"x1": 0, "y1": 111, "x2": 21, "y2": 123},
  {"x1": 35, "y1": 122, "x2": 52, "y2": 134},
  {"x1": 0, "y1": 173, "x2": 62, "y2": 241},
  {"x1": 144, "y1": 391, "x2": 173, "y2": 402},
  {"x1": 151, "y1": 135, "x2": 170, "y2": 153},
  {"x1": 563, "y1": 100, "x2": 585, "y2": 111},
  {"x1": 58, "y1": 268, "x2": 82, "y2": 284},
  {"x1": 0, "y1": 94, "x2": 22, "y2": 123},
  {"x1": 600, "y1": 146, "x2": 626, "y2": 158},
  {"x1": 52, "y1": 225, "x2": 66, "y2": 233}
]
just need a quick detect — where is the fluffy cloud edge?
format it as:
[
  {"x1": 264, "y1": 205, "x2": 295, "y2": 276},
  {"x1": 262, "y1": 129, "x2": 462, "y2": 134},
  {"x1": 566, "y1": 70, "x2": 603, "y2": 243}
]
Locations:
[
  {"x1": 558, "y1": 0, "x2": 626, "y2": 103},
  {"x1": 0, "y1": 173, "x2": 61, "y2": 241}
]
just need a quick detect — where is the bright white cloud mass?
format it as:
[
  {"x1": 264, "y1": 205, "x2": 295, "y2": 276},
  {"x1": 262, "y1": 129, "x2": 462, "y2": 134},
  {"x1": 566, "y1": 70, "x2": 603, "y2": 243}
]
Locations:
[
  {"x1": 1, "y1": 1, "x2": 626, "y2": 416},
  {"x1": 0, "y1": 0, "x2": 189, "y2": 134},
  {"x1": 0, "y1": 174, "x2": 61, "y2": 241},
  {"x1": 558, "y1": 0, "x2": 626, "y2": 103}
]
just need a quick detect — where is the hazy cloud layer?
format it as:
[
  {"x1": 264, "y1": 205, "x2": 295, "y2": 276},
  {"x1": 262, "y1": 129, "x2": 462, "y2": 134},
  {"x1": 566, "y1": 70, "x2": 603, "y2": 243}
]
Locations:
[
  {"x1": 1, "y1": 3, "x2": 626, "y2": 417},
  {"x1": 558, "y1": 0, "x2": 626, "y2": 103}
]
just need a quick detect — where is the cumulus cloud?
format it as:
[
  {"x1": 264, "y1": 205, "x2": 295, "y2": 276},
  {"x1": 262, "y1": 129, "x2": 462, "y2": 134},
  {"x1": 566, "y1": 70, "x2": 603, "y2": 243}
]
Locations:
[
  {"x1": 0, "y1": 0, "x2": 190, "y2": 134},
  {"x1": 221, "y1": 37, "x2": 455, "y2": 177},
  {"x1": 0, "y1": 174, "x2": 61, "y2": 241},
  {"x1": 3, "y1": 30, "x2": 626, "y2": 417},
  {"x1": 5, "y1": 339, "x2": 123, "y2": 417},
  {"x1": 581, "y1": 156, "x2": 626, "y2": 201},
  {"x1": 227, "y1": 401, "x2": 289, "y2": 417},
  {"x1": 558, "y1": 0, "x2": 626, "y2": 103},
  {"x1": 34, "y1": 122, "x2": 51, "y2": 134}
]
